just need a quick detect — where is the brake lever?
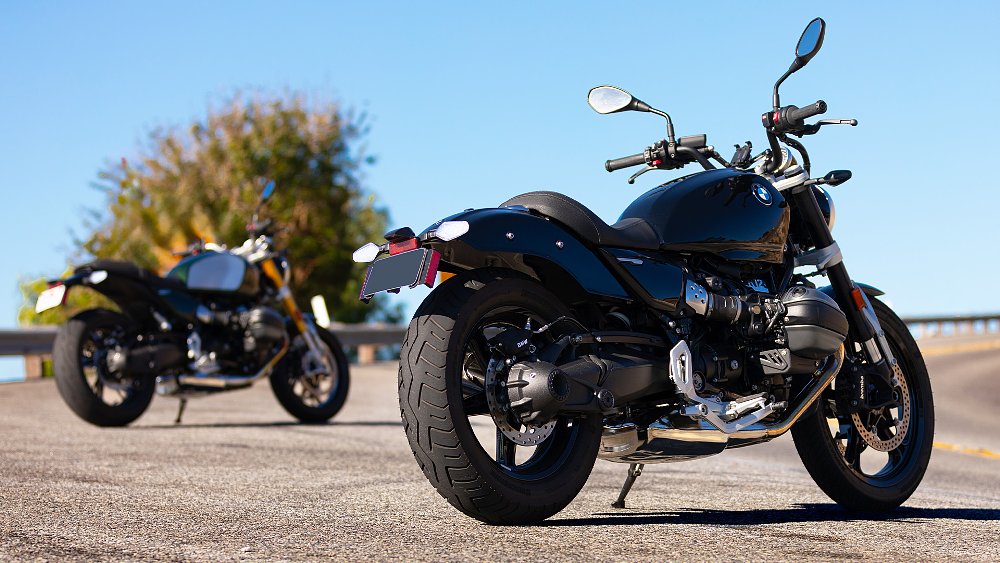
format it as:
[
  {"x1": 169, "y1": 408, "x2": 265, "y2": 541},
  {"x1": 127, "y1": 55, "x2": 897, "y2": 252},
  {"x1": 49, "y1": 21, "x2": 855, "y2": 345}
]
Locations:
[
  {"x1": 792, "y1": 119, "x2": 859, "y2": 137},
  {"x1": 822, "y1": 119, "x2": 858, "y2": 126}
]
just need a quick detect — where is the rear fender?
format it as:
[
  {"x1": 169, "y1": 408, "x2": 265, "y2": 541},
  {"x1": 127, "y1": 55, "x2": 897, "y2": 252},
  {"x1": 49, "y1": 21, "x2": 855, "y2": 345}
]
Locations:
[
  {"x1": 59, "y1": 267, "x2": 184, "y2": 325},
  {"x1": 420, "y1": 208, "x2": 629, "y2": 301}
]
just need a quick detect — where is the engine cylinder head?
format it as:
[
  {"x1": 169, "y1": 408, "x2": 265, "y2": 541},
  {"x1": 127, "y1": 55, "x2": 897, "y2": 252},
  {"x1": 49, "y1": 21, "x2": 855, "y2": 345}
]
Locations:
[
  {"x1": 240, "y1": 306, "x2": 287, "y2": 352},
  {"x1": 780, "y1": 287, "x2": 848, "y2": 358}
]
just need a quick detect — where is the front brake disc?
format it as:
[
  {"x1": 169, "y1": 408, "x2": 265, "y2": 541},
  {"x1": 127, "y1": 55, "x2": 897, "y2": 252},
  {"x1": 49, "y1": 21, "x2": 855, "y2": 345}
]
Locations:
[{"x1": 851, "y1": 363, "x2": 910, "y2": 452}]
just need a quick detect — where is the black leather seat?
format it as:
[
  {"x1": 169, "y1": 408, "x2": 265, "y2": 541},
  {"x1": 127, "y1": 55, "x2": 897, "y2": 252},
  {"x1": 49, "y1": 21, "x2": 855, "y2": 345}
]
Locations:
[
  {"x1": 501, "y1": 191, "x2": 659, "y2": 250},
  {"x1": 78, "y1": 259, "x2": 187, "y2": 290}
]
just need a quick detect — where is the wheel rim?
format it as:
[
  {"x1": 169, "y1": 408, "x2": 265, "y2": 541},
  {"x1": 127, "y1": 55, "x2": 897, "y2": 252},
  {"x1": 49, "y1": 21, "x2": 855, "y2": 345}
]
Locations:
[
  {"x1": 457, "y1": 305, "x2": 585, "y2": 481},
  {"x1": 288, "y1": 335, "x2": 342, "y2": 408},
  {"x1": 822, "y1": 333, "x2": 922, "y2": 485},
  {"x1": 80, "y1": 325, "x2": 135, "y2": 407}
]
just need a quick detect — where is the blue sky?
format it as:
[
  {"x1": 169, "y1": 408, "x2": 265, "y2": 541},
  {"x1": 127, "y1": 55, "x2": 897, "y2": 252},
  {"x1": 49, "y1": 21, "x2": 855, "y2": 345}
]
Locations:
[{"x1": 2, "y1": 2, "x2": 999, "y2": 377}]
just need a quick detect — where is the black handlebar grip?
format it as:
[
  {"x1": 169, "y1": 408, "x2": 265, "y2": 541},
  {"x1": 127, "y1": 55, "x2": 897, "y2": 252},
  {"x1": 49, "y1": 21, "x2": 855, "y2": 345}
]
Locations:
[
  {"x1": 605, "y1": 152, "x2": 647, "y2": 172},
  {"x1": 677, "y1": 134, "x2": 707, "y2": 148},
  {"x1": 787, "y1": 100, "x2": 828, "y2": 124}
]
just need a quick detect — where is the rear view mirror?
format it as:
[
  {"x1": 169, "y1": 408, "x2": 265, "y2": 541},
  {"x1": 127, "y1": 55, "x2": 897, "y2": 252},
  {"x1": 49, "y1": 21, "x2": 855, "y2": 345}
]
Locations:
[
  {"x1": 772, "y1": 18, "x2": 827, "y2": 111},
  {"x1": 261, "y1": 180, "x2": 276, "y2": 202},
  {"x1": 794, "y1": 18, "x2": 826, "y2": 67},
  {"x1": 588, "y1": 86, "x2": 650, "y2": 114}
]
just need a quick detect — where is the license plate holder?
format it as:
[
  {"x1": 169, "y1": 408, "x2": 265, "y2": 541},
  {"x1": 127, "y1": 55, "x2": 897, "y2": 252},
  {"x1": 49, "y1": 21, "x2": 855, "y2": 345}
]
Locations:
[{"x1": 360, "y1": 248, "x2": 440, "y2": 300}]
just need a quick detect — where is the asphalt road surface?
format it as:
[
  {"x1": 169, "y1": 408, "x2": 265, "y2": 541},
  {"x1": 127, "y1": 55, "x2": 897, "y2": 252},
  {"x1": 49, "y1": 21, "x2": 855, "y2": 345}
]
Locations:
[{"x1": 2, "y1": 344, "x2": 999, "y2": 561}]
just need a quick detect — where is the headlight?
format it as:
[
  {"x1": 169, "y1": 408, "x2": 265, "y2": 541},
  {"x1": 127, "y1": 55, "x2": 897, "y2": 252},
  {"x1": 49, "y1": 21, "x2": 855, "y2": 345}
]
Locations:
[{"x1": 812, "y1": 186, "x2": 836, "y2": 230}]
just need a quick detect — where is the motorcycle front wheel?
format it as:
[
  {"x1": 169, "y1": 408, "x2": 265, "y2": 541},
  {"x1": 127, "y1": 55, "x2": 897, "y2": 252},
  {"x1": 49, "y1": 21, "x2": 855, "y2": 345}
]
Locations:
[
  {"x1": 270, "y1": 326, "x2": 350, "y2": 423},
  {"x1": 398, "y1": 270, "x2": 602, "y2": 525},
  {"x1": 792, "y1": 296, "x2": 935, "y2": 511}
]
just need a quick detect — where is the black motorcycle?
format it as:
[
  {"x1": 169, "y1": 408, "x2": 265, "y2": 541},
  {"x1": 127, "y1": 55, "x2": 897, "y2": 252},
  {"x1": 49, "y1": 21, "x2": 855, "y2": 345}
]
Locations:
[
  {"x1": 355, "y1": 18, "x2": 933, "y2": 524},
  {"x1": 37, "y1": 182, "x2": 350, "y2": 426}
]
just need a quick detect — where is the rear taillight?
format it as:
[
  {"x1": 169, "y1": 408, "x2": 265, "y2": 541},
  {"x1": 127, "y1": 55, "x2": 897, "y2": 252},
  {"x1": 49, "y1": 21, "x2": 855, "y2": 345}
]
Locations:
[{"x1": 389, "y1": 238, "x2": 419, "y2": 255}]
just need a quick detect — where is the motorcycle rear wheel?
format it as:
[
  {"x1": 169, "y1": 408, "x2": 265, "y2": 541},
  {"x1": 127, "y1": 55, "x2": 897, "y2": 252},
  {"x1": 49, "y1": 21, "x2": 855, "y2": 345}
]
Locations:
[
  {"x1": 54, "y1": 309, "x2": 155, "y2": 427},
  {"x1": 792, "y1": 297, "x2": 934, "y2": 511},
  {"x1": 398, "y1": 269, "x2": 602, "y2": 525}
]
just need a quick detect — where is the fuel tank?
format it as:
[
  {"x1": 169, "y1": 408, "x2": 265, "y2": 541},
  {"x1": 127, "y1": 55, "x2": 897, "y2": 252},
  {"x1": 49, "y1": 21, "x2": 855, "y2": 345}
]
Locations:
[
  {"x1": 167, "y1": 251, "x2": 259, "y2": 295},
  {"x1": 618, "y1": 169, "x2": 789, "y2": 263}
]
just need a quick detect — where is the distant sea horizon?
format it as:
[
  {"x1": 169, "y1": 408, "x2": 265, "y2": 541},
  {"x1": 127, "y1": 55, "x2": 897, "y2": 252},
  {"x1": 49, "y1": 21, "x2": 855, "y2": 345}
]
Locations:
[{"x1": 0, "y1": 357, "x2": 25, "y2": 383}]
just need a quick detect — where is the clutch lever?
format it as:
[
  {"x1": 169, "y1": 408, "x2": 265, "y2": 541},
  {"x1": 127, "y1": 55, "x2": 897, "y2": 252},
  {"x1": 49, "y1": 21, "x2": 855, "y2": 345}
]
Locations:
[{"x1": 628, "y1": 166, "x2": 656, "y2": 184}]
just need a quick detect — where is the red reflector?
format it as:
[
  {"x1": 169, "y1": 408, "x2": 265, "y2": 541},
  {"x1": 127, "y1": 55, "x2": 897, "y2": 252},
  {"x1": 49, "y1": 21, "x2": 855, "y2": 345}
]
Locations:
[
  {"x1": 851, "y1": 287, "x2": 866, "y2": 311},
  {"x1": 424, "y1": 250, "x2": 441, "y2": 287},
  {"x1": 388, "y1": 238, "x2": 418, "y2": 255},
  {"x1": 772, "y1": 111, "x2": 780, "y2": 124}
]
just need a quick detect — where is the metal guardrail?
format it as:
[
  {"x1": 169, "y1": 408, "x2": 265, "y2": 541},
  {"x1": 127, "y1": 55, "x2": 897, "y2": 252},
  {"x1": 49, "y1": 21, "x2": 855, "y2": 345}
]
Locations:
[
  {"x1": 903, "y1": 313, "x2": 1000, "y2": 339},
  {"x1": 0, "y1": 328, "x2": 59, "y2": 356},
  {"x1": 2, "y1": 313, "x2": 999, "y2": 371},
  {"x1": 0, "y1": 324, "x2": 407, "y2": 357},
  {"x1": 0, "y1": 324, "x2": 408, "y2": 376}
]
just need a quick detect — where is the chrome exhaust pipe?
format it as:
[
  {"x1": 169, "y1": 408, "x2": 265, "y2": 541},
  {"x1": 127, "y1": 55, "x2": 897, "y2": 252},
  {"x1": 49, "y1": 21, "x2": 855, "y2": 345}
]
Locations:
[
  {"x1": 175, "y1": 339, "x2": 289, "y2": 391},
  {"x1": 600, "y1": 345, "x2": 845, "y2": 463},
  {"x1": 728, "y1": 344, "x2": 844, "y2": 444}
]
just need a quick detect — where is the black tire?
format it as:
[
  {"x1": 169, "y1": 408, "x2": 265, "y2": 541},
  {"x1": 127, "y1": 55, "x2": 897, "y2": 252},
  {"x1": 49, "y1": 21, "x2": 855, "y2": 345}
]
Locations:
[
  {"x1": 53, "y1": 309, "x2": 155, "y2": 427},
  {"x1": 270, "y1": 327, "x2": 350, "y2": 423},
  {"x1": 399, "y1": 269, "x2": 603, "y2": 525},
  {"x1": 792, "y1": 296, "x2": 935, "y2": 511}
]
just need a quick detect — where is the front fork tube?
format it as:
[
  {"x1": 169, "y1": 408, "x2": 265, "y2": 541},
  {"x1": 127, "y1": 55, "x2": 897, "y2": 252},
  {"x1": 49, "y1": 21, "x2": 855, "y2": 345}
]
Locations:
[
  {"x1": 260, "y1": 259, "x2": 333, "y2": 374},
  {"x1": 788, "y1": 185, "x2": 900, "y2": 391}
]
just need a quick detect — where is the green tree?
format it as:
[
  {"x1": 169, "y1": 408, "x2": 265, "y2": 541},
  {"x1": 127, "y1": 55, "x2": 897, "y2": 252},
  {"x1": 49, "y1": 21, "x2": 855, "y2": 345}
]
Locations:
[{"x1": 20, "y1": 93, "x2": 398, "y2": 325}]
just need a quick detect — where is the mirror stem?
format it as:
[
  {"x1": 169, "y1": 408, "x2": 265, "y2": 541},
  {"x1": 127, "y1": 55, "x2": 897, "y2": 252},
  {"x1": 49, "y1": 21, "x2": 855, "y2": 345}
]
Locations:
[
  {"x1": 771, "y1": 60, "x2": 801, "y2": 110},
  {"x1": 649, "y1": 108, "x2": 676, "y2": 145}
]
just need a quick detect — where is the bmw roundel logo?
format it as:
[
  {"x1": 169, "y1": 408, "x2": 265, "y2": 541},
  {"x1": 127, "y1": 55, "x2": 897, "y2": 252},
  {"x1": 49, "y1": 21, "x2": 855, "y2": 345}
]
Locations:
[{"x1": 752, "y1": 183, "x2": 773, "y2": 206}]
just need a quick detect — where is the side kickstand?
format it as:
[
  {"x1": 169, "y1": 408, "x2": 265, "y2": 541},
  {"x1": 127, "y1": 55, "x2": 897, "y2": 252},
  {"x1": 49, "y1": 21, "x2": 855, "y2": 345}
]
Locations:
[
  {"x1": 174, "y1": 398, "x2": 188, "y2": 425},
  {"x1": 611, "y1": 463, "x2": 644, "y2": 509}
]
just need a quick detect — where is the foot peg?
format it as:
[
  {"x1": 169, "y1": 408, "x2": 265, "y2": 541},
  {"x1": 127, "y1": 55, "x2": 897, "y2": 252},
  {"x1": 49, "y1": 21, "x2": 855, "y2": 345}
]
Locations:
[{"x1": 611, "y1": 463, "x2": 644, "y2": 509}]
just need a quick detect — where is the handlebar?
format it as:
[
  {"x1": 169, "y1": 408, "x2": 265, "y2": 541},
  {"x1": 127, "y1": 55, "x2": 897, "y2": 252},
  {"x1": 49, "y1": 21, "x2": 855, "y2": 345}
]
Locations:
[
  {"x1": 787, "y1": 100, "x2": 827, "y2": 123},
  {"x1": 605, "y1": 134, "x2": 709, "y2": 172},
  {"x1": 605, "y1": 153, "x2": 647, "y2": 172},
  {"x1": 247, "y1": 218, "x2": 275, "y2": 235},
  {"x1": 764, "y1": 100, "x2": 827, "y2": 133},
  {"x1": 172, "y1": 239, "x2": 205, "y2": 258}
]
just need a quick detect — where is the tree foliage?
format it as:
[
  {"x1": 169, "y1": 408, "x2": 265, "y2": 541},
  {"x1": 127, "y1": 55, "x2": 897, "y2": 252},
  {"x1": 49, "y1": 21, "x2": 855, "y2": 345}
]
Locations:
[{"x1": 20, "y1": 93, "x2": 397, "y2": 325}]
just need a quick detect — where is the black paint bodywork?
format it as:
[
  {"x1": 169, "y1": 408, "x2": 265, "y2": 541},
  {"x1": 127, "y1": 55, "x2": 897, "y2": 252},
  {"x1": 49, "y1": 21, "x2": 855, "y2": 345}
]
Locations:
[
  {"x1": 420, "y1": 208, "x2": 630, "y2": 300},
  {"x1": 62, "y1": 260, "x2": 259, "y2": 326},
  {"x1": 420, "y1": 168, "x2": 792, "y2": 309},
  {"x1": 601, "y1": 248, "x2": 686, "y2": 311},
  {"x1": 618, "y1": 169, "x2": 789, "y2": 263}
]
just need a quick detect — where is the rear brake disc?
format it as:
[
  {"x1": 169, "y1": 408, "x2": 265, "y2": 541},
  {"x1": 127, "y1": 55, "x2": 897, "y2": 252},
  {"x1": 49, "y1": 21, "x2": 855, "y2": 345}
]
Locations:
[{"x1": 484, "y1": 359, "x2": 555, "y2": 446}]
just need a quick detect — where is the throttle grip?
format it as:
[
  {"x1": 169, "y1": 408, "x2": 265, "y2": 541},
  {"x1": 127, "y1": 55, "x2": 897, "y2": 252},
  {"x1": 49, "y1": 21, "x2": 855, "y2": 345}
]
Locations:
[
  {"x1": 605, "y1": 152, "x2": 647, "y2": 172},
  {"x1": 787, "y1": 100, "x2": 827, "y2": 124}
]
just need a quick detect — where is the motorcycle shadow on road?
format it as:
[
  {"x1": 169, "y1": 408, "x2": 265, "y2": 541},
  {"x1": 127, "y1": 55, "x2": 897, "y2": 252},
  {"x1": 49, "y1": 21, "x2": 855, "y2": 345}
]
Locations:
[
  {"x1": 132, "y1": 420, "x2": 402, "y2": 430},
  {"x1": 545, "y1": 504, "x2": 1000, "y2": 527}
]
